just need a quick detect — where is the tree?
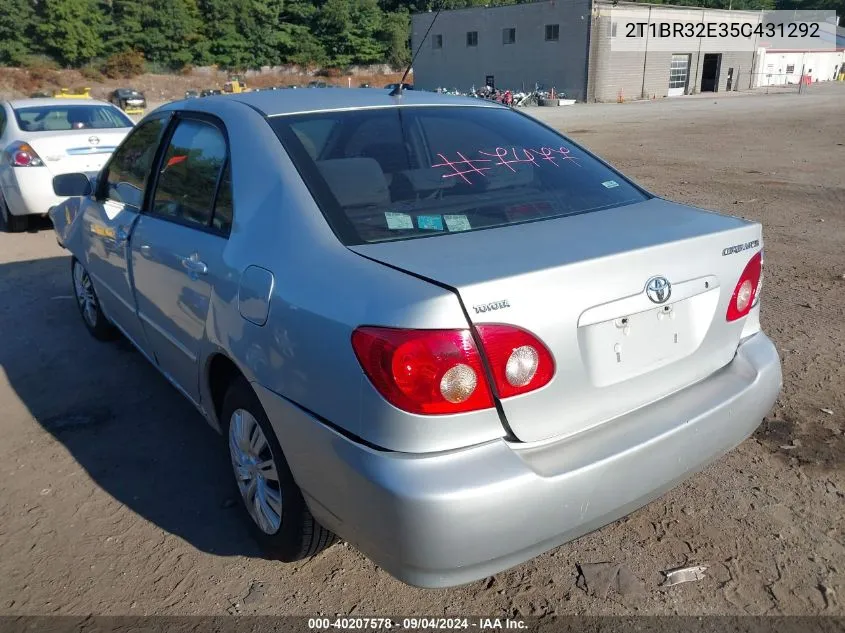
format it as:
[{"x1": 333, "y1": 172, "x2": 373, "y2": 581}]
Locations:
[
  {"x1": 198, "y1": 0, "x2": 253, "y2": 68},
  {"x1": 138, "y1": 0, "x2": 206, "y2": 69},
  {"x1": 380, "y1": 9, "x2": 411, "y2": 68},
  {"x1": 36, "y1": 0, "x2": 108, "y2": 66},
  {"x1": 0, "y1": 0, "x2": 38, "y2": 65},
  {"x1": 277, "y1": 0, "x2": 329, "y2": 66},
  {"x1": 316, "y1": 0, "x2": 386, "y2": 66},
  {"x1": 105, "y1": 0, "x2": 145, "y2": 56}
]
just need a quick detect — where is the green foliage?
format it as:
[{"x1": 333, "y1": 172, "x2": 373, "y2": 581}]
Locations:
[
  {"x1": 381, "y1": 9, "x2": 412, "y2": 68},
  {"x1": 0, "y1": 0, "x2": 39, "y2": 65},
  {"x1": 101, "y1": 50, "x2": 146, "y2": 79},
  {"x1": 36, "y1": 0, "x2": 108, "y2": 66},
  {"x1": 1, "y1": 0, "x2": 840, "y2": 71},
  {"x1": 137, "y1": 0, "x2": 205, "y2": 70}
]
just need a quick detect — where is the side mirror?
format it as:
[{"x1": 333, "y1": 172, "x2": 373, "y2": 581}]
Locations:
[{"x1": 53, "y1": 173, "x2": 93, "y2": 197}]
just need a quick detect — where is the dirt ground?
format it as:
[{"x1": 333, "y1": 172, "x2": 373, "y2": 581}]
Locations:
[{"x1": 0, "y1": 83, "x2": 843, "y2": 618}]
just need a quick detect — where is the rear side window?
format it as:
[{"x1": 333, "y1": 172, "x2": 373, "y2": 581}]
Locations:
[
  {"x1": 104, "y1": 117, "x2": 167, "y2": 210},
  {"x1": 270, "y1": 106, "x2": 648, "y2": 245},
  {"x1": 151, "y1": 119, "x2": 228, "y2": 228}
]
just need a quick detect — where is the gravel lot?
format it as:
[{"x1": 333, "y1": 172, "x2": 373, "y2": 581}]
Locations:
[{"x1": 1, "y1": 84, "x2": 843, "y2": 617}]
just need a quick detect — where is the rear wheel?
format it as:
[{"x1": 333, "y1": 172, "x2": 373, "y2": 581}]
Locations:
[
  {"x1": 0, "y1": 194, "x2": 28, "y2": 233},
  {"x1": 223, "y1": 377, "x2": 336, "y2": 561},
  {"x1": 71, "y1": 258, "x2": 118, "y2": 341}
]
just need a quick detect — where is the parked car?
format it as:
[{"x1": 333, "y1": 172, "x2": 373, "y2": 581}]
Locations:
[
  {"x1": 109, "y1": 88, "x2": 147, "y2": 113},
  {"x1": 200, "y1": 89, "x2": 222, "y2": 97},
  {"x1": 184, "y1": 90, "x2": 199, "y2": 99},
  {"x1": 0, "y1": 98, "x2": 134, "y2": 232},
  {"x1": 384, "y1": 82, "x2": 414, "y2": 91},
  {"x1": 48, "y1": 89, "x2": 781, "y2": 588}
]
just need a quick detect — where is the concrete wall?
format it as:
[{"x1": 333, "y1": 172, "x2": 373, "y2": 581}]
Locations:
[{"x1": 411, "y1": 0, "x2": 592, "y2": 100}]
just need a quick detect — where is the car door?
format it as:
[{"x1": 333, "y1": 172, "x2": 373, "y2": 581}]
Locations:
[
  {"x1": 82, "y1": 114, "x2": 170, "y2": 355},
  {"x1": 129, "y1": 114, "x2": 232, "y2": 403}
]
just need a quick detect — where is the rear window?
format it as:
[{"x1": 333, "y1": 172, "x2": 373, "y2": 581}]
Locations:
[
  {"x1": 14, "y1": 104, "x2": 133, "y2": 132},
  {"x1": 270, "y1": 106, "x2": 648, "y2": 245}
]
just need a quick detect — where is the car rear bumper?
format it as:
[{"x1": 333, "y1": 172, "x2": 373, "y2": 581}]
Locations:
[
  {"x1": 3, "y1": 168, "x2": 66, "y2": 216},
  {"x1": 255, "y1": 331, "x2": 781, "y2": 588}
]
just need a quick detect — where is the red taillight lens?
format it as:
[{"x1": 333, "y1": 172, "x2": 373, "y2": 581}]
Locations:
[
  {"x1": 476, "y1": 324, "x2": 555, "y2": 398},
  {"x1": 351, "y1": 327, "x2": 495, "y2": 415},
  {"x1": 726, "y1": 251, "x2": 763, "y2": 322},
  {"x1": 11, "y1": 143, "x2": 44, "y2": 167}
]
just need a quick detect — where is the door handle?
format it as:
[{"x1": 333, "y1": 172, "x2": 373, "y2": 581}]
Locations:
[{"x1": 180, "y1": 253, "x2": 208, "y2": 276}]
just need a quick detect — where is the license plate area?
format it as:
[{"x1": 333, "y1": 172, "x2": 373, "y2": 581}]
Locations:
[{"x1": 577, "y1": 288, "x2": 719, "y2": 387}]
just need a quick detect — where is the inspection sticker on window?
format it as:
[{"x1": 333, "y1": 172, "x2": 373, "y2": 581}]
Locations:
[
  {"x1": 602, "y1": 180, "x2": 620, "y2": 189},
  {"x1": 384, "y1": 211, "x2": 414, "y2": 230},
  {"x1": 417, "y1": 215, "x2": 444, "y2": 231},
  {"x1": 444, "y1": 214, "x2": 471, "y2": 232}
]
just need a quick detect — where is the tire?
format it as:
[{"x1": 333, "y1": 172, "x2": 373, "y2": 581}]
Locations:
[
  {"x1": 71, "y1": 258, "x2": 118, "y2": 341},
  {"x1": 1, "y1": 193, "x2": 28, "y2": 233},
  {"x1": 539, "y1": 98, "x2": 560, "y2": 107},
  {"x1": 223, "y1": 377, "x2": 336, "y2": 561}
]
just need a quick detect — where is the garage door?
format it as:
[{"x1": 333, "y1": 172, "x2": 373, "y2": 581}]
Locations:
[{"x1": 668, "y1": 54, "x2": 690, "y2": 96}]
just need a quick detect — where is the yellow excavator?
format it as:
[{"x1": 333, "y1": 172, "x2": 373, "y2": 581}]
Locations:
[{"x1": 223, "y1": 75, "x2": 249, "y2": 94}]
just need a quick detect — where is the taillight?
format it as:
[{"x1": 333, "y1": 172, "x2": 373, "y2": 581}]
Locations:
[
  {"x1": 726, "y1": 250, "x2": 763, "y2": 322},
  {"x1": 753, "y1": 249, "x2": 764, "y2": 307},
  {"x1": 351, "y1": 327, "x2": 495, "y2": 415},
  {"x1": 476, "y1": 324, "x2": 555, "y2": 398},
  {"x1": 10, "y1": 142, "x2": 44, "y2": 167}
]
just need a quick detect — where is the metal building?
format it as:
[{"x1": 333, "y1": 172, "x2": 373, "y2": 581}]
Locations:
[
  {"x1": 410, "y1": 0, "x2": 840, "y2": 102},
  {"x1": 411, "y1": 0, "x2": 592, "y2": 101}
]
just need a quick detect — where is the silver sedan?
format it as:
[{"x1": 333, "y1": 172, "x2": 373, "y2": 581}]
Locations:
[{"x1": 49, "y1": 89, "x2": 782, "y2": 588}]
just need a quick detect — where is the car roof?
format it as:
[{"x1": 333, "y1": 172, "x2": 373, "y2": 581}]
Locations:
[
  {"x1": 197, "y1": 88, "x2": 503, "y2": 117},
  {"x1": 7, "y1": 98, "x2": 111, "y2": 109}
]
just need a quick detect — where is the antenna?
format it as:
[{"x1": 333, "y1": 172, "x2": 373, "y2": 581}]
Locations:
[{"x1": 391, "y1": 0, "x2": 446, "y2": 97}]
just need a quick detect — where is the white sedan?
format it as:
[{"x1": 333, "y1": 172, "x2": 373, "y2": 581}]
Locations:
[{"x1": 0, "y1": 98, "x2": 134, "y2": 232}]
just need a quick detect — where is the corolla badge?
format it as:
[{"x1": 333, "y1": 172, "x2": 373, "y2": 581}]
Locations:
[
  {"x1": 88, "y1": 136, "x2": 100, "y2": 146},
  {"x1": 645, "y1": 276, "x2": 671, "y2": 304}
]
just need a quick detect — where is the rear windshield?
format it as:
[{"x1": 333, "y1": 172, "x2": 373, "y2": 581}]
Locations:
[
  {"x1": 270, "y1": 106, "x2": 649, "y2": 245},
  {"x1": 14, "y1": 104, "x2": 133, "y2": 132}
]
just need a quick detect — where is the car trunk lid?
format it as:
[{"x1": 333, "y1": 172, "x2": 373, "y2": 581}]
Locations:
[
  {"x1": 350, "y1": 198, "x2": 763, "y2": 443},
  {"x1": 27, "y1": 130, "x2": 129, "y2": 175}
]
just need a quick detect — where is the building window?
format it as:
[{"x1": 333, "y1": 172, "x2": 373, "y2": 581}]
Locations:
[
  {"x1": 466, "y1": 31, "x2": 478, "y2": 47},
  {"x1": 545, "y1": 24, "x2": 559, "y2": 41},
  {"x1": 786, "y1": 64, "x2": 795, "y2": 74},
  {"x1": 433, "y1": 34, "x2": 443, "y2": 49},
  {"x1": 611, "y1": 22, "x2": 617, "y2": 37},
  {"x1": 503, "y1": 27, "x2": 516, "y2": 44},
  {"x1": 669, "y1": 54, "x2": 691, "y2": 91}
]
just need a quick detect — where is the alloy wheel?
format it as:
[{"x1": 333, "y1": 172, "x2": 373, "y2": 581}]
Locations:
[
  {"x1": 229, "y1": 408, "x2": 283, "y2": 534},
  {"x1": 72, "y1": 261, "x2": 99, "y2": 328}
]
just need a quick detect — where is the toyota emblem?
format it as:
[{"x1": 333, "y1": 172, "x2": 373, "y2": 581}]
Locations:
[
  {"x1": 88, "y1": 136, "x2": 100, "y2": 146},
  {"x1": 645, "y1": 276, "x2": 671, "y2": 304}
]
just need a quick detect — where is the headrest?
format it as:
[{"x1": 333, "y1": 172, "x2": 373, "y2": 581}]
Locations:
[{"x1": 317, "y1": 158, "x2": 390, "y2": 208}]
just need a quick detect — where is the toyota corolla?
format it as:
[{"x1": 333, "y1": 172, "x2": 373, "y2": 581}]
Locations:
[{"x1": 48, "y1": 89, "x2": 782, "y2": 588}]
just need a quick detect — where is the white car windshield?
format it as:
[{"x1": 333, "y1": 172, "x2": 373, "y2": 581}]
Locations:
[
  {"x1": 14, "y1": 104, "x2": 133, "y2": 132},
  {"x1": 271, "y1": 106, "x2": 649, "y2": 246}
]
